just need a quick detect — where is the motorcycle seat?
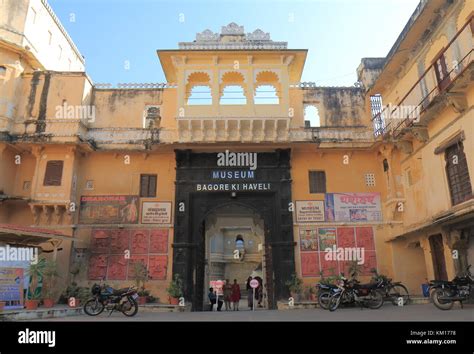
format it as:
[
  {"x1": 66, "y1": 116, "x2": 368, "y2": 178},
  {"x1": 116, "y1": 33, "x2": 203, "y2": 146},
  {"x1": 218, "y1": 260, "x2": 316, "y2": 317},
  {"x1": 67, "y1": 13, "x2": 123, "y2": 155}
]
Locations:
[
  {"x1": 355, "y1": 283, "x2": 377, "y2": 289},
  {"x1": 112, "y1": 288, "x2": 130, "y2": 295}
]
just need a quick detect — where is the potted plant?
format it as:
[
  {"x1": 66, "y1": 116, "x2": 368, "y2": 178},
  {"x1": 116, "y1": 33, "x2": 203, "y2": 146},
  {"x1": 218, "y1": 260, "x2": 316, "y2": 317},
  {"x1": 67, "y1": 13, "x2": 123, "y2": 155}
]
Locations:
[
  {"x1": 166, "y1": 274, "x2": 183, "y2": 305},
  {"x1": 132, "y1": 262, "x2": 150, "y2": 305},
  {"x1": 285, "y1": 273, "x2": 303, "y2": 302},
  {"x1": 42, "y1": 260, "x2": 59, "y2": 308},
  {"x1": 308, "y1": 285, "x2": 317, "y2": 301},
  {"x1": 25, "y1": 258, "x2": 46, "y2": 310}
]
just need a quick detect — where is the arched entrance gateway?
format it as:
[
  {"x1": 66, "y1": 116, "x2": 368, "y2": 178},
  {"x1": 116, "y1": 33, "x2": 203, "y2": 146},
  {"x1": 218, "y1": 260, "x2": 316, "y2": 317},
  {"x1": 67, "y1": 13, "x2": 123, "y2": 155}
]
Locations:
[{"x1": 173, "y1": 149, "x2": 296, "y2": 311}]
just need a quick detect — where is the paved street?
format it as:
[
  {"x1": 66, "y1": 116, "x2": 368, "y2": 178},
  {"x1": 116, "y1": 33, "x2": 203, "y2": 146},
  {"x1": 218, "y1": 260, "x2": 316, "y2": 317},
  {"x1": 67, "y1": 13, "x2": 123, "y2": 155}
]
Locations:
[{"x1": 30, "y1": 303, "x2": 474, "y2": 321}]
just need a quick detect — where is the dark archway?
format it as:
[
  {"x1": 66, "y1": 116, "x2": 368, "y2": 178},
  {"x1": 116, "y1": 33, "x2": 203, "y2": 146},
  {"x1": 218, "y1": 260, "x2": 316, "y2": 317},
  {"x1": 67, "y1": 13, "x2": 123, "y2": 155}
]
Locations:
[{"x1": 172, "y1": 149, "x2": 295, "y2": 311}]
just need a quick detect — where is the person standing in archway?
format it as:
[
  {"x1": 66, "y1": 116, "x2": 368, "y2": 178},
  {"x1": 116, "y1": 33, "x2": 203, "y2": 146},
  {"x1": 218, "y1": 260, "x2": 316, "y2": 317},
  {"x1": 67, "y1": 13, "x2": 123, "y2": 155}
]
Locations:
[
  {"x1": 231, "y1": 279, "x2": 241, "y2": 311},
  {"x1": 223, "y1": 279, "x2": 232, "y2": 311},
  {"x1": 246, "y1": 276, "x2": 253, "y2": 309}
]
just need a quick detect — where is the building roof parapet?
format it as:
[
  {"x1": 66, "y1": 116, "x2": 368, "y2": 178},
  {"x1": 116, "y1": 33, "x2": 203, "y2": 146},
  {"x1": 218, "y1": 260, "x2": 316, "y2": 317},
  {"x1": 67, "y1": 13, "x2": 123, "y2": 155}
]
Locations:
[
  {"x1": 94, "y1": 82, "x2": 177, "y2": 89},
  {"x1": 178, "y1": 23, "x2": 288, "y2": 50}
]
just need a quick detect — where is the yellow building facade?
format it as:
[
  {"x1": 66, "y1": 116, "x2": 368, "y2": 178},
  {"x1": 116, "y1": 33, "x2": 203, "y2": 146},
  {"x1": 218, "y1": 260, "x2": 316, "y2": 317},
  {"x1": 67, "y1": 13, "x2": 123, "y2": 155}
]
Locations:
[{"x1": 0, "y1": 0, "x2": 472, "y2": 310}]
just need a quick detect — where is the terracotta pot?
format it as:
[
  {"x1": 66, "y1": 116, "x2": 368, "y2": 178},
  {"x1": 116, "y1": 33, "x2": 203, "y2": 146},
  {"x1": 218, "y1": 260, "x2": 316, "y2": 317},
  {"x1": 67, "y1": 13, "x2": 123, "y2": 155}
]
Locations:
[
  {"x1": 169, "y1": 296, "x2": 179, "y2": 305},
  {"x1": 310, "y1": 293, "x2": 317, "y2": 301},
  {"x1": 25, "y1": 300, "x2": 39, "y2": 310},
  {"x1": 138, "y1": 296, "x2": 147, "y2": 305},
  {"x1": 43, "y1": 298, "x2": 55, "y2": 308},
  {"x1": 0, "y1": 301, "x2": 6, "y2": 311}
]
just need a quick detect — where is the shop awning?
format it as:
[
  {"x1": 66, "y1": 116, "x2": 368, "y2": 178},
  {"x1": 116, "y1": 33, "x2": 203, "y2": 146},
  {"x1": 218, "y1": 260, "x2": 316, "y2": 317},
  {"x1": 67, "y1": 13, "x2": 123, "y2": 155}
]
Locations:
[{"x1": 0, "y1": 224, "x2": 70, "y2": 247}]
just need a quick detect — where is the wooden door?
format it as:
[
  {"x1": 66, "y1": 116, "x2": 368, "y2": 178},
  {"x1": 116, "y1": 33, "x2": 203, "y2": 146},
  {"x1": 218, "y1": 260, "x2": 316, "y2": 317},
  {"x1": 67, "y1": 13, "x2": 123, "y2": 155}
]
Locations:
[{"x1": 429, "y1": 234, "x2": 448, "y2": 281}]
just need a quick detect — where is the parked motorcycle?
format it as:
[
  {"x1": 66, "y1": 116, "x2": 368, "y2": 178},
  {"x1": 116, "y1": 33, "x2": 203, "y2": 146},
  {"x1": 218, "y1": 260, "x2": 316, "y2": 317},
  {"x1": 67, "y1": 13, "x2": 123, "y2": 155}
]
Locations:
[
  {"x1": 328, "y1": 275, "x2": 384, "y2": 311},
  {"x1": 317, "y1": 282, "x2": 339, "y2": 310},
  {"x1": 429, "y1": 265, "x2": 473, "y2": 310},
  {"x1": 370, "y1": 269, "x2": 410, "y2": 306},
  {"x1": 83, "y1": 282, "x2": 139, "y2": 317}
]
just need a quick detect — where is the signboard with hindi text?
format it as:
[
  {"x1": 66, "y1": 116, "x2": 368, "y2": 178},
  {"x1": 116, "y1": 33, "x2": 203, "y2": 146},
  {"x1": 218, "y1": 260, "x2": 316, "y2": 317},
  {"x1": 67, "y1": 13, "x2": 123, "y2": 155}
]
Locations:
[
  {"x1": 141, "y1": 201, "x2": 172, "y2": 224},
  {"x1": 325, "y1": 193, "x2": 382, "y2": 222}
]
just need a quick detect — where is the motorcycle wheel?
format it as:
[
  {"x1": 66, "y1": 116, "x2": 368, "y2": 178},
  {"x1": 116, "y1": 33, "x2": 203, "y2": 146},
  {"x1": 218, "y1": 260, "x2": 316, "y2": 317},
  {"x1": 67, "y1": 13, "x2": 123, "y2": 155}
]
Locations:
[
  {"x1": 431, "y1": 289, "x2": 454, "y2": 310},
  {"x1": 83, "y1": 298, "x2": 105, "y2": 316},
  {"x1": 388, "y1": 284, "x2": 410, "y2": 306},
  {"x1": 318, "y1": 291, "x2": 331, "y2": 310},
  {"x1": 121, "y1": 297, "x2": 139, "y2": 317},
  {"x1": 328, "y1": 293, "x2": 342, "y2": 312},
  {"x1": 366, "y1": 290, "x2": 384, "y2": 309}
]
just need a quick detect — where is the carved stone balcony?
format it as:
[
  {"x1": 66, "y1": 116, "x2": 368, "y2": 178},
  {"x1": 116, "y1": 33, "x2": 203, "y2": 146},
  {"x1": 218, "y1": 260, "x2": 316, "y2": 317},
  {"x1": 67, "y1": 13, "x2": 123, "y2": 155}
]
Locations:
[{"x1": 176, "y1": 117, "x2": 290, "y2": 143}]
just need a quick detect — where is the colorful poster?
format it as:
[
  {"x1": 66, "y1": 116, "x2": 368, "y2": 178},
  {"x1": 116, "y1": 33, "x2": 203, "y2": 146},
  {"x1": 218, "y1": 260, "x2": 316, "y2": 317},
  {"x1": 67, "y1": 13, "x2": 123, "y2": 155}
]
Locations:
[
  {"x1": 149, "y1": 255, "x2": 168, "y2": 280},
  {"x1": 88, "y1": 254, "x2": 107, "y2": 280},
  {"x1": 318, "y1": 228, "x2": 336, "y2": 251},
  {"x1": 131, "y1": 230, "x2": 150, "y2": 254},
  {"x1": 79, "y1": 195, "x2": 139, "y2": 224},
  {"x1": 107, "y1": 255, "x2": 127, "y2": 280},
  {"x1": 337, "y1": 227, "x2": 356, "y2": 248},
  {"x1": 325, "y1": 193, "x2": 382, "y2": 222},
  {"x1": 356, "y1": 227, "x2": 375, "y2": 250},
  {"x1": 301, "y1": 253, "x2": 320, "y2": 277},
  {"x1": 150, "y1": 229, "x2": 168, "y2": 253},
  {"x1": 295, "y1": 201, "x2": 325, "y2": 223},
  {"x1": 0, "y1": 267, "x2": 24, "y2": 309},
  {"x1": 299, "y1": 228, "x2": 318, "y2": 251},
  {"x1": 141, "y1": 202, "x2": 172, "y2": 224},
  {"x1": 109, "y1": 230, "x2": 130, "y2": 253},
  {"x1": 319, "y1": 252, "x2": 339, "y2": 277}
]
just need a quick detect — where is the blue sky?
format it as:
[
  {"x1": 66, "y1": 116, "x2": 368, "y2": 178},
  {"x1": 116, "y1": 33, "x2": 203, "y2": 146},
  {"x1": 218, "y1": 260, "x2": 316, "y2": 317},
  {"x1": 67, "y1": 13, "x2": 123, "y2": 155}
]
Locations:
[{"x1": 49, "y1": 0, "x2": 419, "y2": 86}]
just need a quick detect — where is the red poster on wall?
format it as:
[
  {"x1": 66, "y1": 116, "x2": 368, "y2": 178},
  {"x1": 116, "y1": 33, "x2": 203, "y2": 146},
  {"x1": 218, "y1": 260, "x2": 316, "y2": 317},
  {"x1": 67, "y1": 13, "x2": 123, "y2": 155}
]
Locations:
[
  {"x1": 360, "y1": 250, "x2": 377, "y2": 275},
  {"x1": 91, "y1": 230, "x2": 110, "y2": 253},
  {"x1": 337, "y1": 227, "x2": 355, "y2": 248},
  {"x1": 110, "y1": 230, "x2": 130, "y2": 254},
  {"x1": 301, "y1": 252, "x2": 320, "y2": 277},
  {"x1": 356, "y1": 227, "x2": 375, "y2": 250},
  {"x1": 319, "y1": 252, "x2": 339, "y2": 276},
  {"x1": 107, "y1": 255, "x2": 128, "y2": 280},
  {"x1": 127, "y1": 255, "x2": 148, "y2": 278},
  {"x1": 149, "y1": 255, "x2": 168, "y2": 280},
  {"x1": 150, "y1": 229, "x2": 168, "y2": 254},
  {"x1": 88, "y1": 254, "x2": 108, "y2": 279},
  {"x1": 131, "y1": 229, "x2": 150, "y2": 254}
]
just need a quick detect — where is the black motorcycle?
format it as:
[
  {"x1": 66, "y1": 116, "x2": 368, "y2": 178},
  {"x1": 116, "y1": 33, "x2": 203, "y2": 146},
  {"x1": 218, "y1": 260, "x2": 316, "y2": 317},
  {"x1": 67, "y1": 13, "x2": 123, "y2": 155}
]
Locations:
[
  {"x1": 430, "y1": 265, "x2": 473, "y2": 310},
  {"x1": 317, "y1": 282, "x2": 339, "y2": 310},
  {"x1": 328, "y1": 275, "x2": 384, "y2": 311},
  {"x1": 370, "y1": 269, "x2": 410, "y2": 306},
  {"x1": 83, "y1": 282, "x2": 139, "y2": 317}
]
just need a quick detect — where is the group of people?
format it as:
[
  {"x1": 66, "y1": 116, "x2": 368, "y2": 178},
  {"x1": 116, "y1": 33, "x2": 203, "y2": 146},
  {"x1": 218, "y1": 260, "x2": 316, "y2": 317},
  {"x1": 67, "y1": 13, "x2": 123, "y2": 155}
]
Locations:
[
  {"x1": 208, "y1": 279, "x2": 241, "y2": 311},
  {"x1": 208, "y1": 276, "x2": 264, "y2": 311}
]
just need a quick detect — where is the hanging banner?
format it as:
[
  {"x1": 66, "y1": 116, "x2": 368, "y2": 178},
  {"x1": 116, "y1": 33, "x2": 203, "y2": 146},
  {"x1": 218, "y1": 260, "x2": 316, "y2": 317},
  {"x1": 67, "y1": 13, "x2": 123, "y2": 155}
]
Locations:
[
  {"x1": 295, "y1": 201, "x2": 325, "y2": 223},
  {"x1": 325, "y1": 193, "x2": 382, "y2": 222},
  {"x1": 79, "y1": 195, "x2": 139, "y2": 224},
  {"x1": 0, "y1": 267, "x2": 24, "y2": 309}
]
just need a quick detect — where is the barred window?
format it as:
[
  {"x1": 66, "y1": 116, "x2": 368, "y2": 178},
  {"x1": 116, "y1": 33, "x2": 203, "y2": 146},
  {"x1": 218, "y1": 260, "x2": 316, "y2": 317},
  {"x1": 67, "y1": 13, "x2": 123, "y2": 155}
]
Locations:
[
  {"x1": 309, "y1": 171, "x2": 326, "y2": 194},
  {"x1": 445, "y1": 142, "x2": 472, "y2": 205},
  {"x1": 140, "y1": 174, "x2": 157, "y2": 197},
  {"x1": 43, "y1": 161, "x2": 64, "y2": 186}
]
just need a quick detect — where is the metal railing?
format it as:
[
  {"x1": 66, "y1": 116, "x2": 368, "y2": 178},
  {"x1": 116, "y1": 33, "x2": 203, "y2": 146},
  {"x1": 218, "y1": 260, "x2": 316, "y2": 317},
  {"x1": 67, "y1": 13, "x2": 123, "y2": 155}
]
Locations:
[{"x1": 372, "y1": 17, "x2": 473, "y2": 138}]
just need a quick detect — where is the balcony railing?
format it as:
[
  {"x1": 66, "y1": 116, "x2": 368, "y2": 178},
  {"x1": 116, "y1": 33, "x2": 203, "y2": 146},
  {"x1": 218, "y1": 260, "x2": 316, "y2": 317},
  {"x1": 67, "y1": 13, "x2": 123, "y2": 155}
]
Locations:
[{"x1": 372, "y1": 16, "x2": 473, "y2": 138}]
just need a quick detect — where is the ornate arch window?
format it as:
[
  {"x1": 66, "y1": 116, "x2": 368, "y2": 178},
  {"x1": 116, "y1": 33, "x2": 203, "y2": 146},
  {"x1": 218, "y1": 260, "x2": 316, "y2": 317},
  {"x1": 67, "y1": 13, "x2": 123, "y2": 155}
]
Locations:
[
  {"x1": 186, "y1": 72, "x2": 212, "y2": 105},
  {"x1": 304, "y1": 105, "x2": 320, "y2": 127},
  {"x1": 254, "y1": 71, "x2": 280, "y2": 105},
  {"x1": 220, "y1": 71, "x2": 246, "y2": 105}
]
